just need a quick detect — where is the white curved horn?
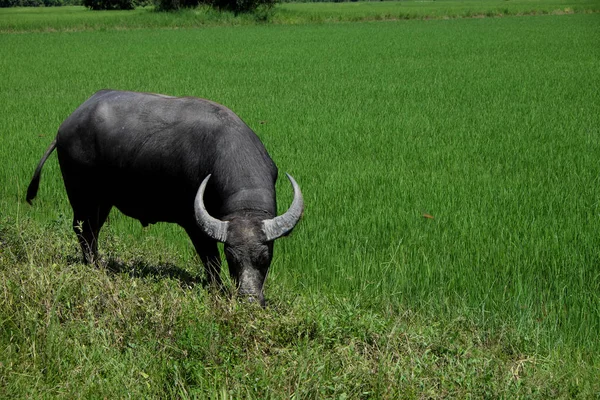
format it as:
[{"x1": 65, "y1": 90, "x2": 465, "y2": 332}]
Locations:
[
  {"x1": 195, "y1": 174, "x2": 229, "y2": 243},
  {"x1": 262, "y1": 173, "x2": 304, "y2": 242}
]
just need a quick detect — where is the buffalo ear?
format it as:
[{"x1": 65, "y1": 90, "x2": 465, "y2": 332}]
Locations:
[{"x1": 262, "y1": 173, "x2": 304, "y2": 242}]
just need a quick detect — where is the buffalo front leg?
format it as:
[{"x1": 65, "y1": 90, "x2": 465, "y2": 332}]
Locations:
[{"x1": 185, "y1": 226, "x2": 222, "y2": 288}]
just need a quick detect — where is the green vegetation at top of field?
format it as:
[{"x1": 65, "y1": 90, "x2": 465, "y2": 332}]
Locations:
[
  {"x1": 0, "y1": 0, "x2": 599, "y2": 32},
  {"x1": 279, "y1": 0, "x2": 600, "y2": 22}
]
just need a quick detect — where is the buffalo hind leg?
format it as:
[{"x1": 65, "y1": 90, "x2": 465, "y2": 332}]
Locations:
[
  {"x1": 58, "y1": 158, "x2": 110, "y2": 265},
  {"x1": 185, "y1": 226, "x2": 222, "y2": 288},
  {"x1": 73, "y1": 204, "x2": 111, "y2": 265}
]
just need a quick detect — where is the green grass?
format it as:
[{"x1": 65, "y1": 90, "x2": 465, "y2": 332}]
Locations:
[
  {"x1": 1, "y1": 0, "x2": 599, "y2": 32},
  {"x1": 1, "y1": 5, "x2": 600, "y2": 398}
]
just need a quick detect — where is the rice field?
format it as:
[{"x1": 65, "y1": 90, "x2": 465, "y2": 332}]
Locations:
[{"x1": 1, "y1": 3, "x2": 599, "y2": 397}]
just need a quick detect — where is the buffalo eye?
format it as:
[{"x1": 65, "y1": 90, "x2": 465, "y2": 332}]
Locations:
[
  {"x1": 256, "y1": 248, "x2": 271, "y2": 266},
  {"x1": 225, "y1": 246, "x2": 241, "y2": 262}
]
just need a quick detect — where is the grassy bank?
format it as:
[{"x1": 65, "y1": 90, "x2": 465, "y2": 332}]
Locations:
[
  {"x1": 1, "y1": 6, "x2": 599, "y2": 398},
  {"x1": 1, "y1": 0, "x2": 599, "y2": 32},
  {"x1": 1, "y1": 220, "x2": 598, "y2": 397}
]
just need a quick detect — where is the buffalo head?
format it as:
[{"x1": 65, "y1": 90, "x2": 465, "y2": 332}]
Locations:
[{"x1": 194, "y1": 174, "x2": 303, "y2": 306}]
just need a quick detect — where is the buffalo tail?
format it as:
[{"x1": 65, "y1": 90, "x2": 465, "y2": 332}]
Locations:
[{"x1": 26, "y1": 139, "x2": 57, "y2": 205}]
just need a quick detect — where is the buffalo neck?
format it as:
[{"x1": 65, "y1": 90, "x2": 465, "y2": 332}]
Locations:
[{"x1": 220, "y1": 187, "x2": 276, "y2": 218}]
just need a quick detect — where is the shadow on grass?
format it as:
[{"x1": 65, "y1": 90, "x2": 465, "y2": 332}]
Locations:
[{"x1": 102, "y1": 257, "x2": 205, "y2": 289}]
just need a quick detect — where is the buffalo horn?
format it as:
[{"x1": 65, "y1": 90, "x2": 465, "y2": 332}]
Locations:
[
  {"x1": 263, "y1": 173, "x2": 304, "y2": 242},
  {"x1": 195, "y1": 174, "x2": 229, "y2": 243}
]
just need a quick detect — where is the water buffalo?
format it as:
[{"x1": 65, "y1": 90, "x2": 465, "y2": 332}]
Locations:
[{"x1": 26, "y1": 89, "x2": 303, "y2": 306}]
